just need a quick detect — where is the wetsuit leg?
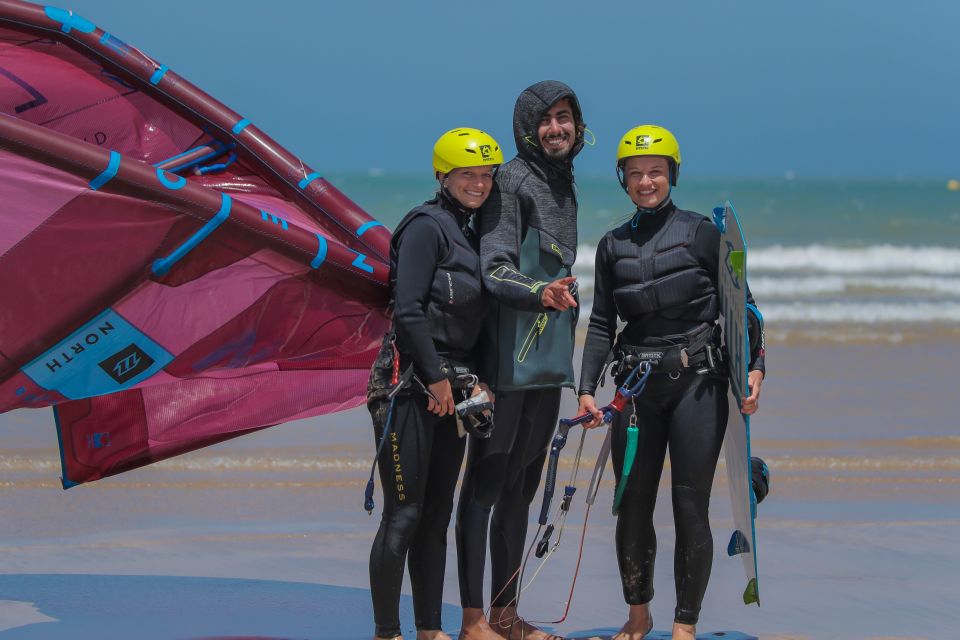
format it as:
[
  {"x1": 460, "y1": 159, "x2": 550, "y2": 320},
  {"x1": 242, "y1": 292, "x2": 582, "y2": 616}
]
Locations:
[
  {"x1": 667, "y1": 374, "x2": 728, "y2": 625},
  {"x1": 611, "y1": 389, "x2": 669, "y2": 607},
  {"x1": 455, "y1": 387, "x2": 560, "y2": 608},
  {"x1": 369, "y1": 395, "x2": 461, "y2": 637},
  {"x1": 456, "y1": 389, "x2": 525, "y2": 608},
  {"x1": 489, "y1": 387, "x2": 560, "y2": 606},
  {"x1": 408, "y1": 414, "x2": 465, "y2": 630}
]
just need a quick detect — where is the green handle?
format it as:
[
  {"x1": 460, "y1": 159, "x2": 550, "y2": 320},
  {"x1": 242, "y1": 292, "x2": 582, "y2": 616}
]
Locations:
[{"x1": 612, "y1": 423, "x2": 639, "y2": 515}]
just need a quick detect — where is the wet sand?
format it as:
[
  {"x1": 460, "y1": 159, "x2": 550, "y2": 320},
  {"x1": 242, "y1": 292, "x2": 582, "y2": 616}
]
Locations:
[{"x1": 1, "y1": 338, "x2": 958, "y2": 639}]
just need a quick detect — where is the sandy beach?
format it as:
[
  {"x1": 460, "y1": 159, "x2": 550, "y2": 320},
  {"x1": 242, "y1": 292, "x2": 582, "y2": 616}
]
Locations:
[{"x1": 2, "y1": 334, "x2": 957, "y2": 640}]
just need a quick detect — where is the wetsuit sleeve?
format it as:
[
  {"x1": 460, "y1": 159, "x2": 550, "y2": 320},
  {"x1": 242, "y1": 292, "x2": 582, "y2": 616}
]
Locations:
[
  {"x1": 694, "y1": 220, "x2": 766, "y2": 374},
  {"x1": 478, "y1": 184, "x2": 549, "y2": 312},
  {"x1": 393, "y1": 216, "x2": 447, "y2": 384},
  {"x1": 578, "y1": 235, "x2": 617, "y2": 396}
]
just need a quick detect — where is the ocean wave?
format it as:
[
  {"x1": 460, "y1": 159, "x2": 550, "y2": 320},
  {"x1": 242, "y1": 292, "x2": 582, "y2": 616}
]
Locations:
[
  {"x1": 761, "y1": 301, "x2": 960, "y2": 323},
  {"x1": 749, "y1": 275, "x2": 960, "y2": 298},
  {"x1": 574, "y1": 243, "x2": 960, "y2": 276},
  {"x1": 759, "y1": 456, "x2": 960, "y2": 472},
  {"x1": 750, "y1": 245, "x2": 960, "y2": 274},
  {"x1": 576, "y1": 300, "x2": 960, "y2": 326}
]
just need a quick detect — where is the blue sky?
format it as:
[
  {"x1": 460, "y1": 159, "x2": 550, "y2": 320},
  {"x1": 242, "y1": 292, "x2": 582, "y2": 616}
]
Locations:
[{"x1": 58, "y1": 0, "x2": 960, "y2": 177}]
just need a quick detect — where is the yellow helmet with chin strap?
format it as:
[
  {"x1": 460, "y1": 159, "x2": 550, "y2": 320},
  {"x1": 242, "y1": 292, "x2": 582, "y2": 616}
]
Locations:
[
  {"x1": 616, "y1": 124, "x2": 681, "y2": 186},
  {"x1": 433, "y1": 128, "x2": 503, "y2": 176}
]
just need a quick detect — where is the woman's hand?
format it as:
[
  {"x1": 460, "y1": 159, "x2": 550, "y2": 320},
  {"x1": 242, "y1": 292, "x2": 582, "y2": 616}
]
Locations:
[
  {"x1": 741, "y1": 370, "x2": 764, "y2": 415},
  {"x1": 427, "y1": 379, "x2": 455, "y2": 416},
  {"x1": 577, "y1": 394, "x2": 605, "y2": 428}
]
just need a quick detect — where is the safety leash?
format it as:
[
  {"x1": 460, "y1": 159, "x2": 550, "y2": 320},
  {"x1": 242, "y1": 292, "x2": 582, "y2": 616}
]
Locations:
[{"x1": 363, "y1": 364, "x2": 414, "y2": 514}]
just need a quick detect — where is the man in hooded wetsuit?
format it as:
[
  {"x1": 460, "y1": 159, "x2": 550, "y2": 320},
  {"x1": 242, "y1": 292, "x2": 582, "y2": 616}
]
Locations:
[{"x1": 456, "y1": 80, "x2": 585, "y2": 640}]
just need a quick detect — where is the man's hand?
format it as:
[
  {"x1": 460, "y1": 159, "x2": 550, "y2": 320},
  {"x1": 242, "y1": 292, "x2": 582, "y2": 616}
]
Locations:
[
  {"x1": 427, "y1": 379, "x2": 455, "y2": 416},
  {"x1": 577, "y1": 394, "x2": 605, "y2": 428},
  {"x1": 742, "y1": 370, "x2": 764, "y2": 415},
  {"x1": 540, "y1": 276, "x2": 578, "y2": 311}
]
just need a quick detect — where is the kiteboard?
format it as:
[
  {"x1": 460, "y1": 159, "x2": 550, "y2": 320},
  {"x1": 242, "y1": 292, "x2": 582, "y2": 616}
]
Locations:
[{"x1": 713, "y1": 201, "x2": 760, "y2": 606}]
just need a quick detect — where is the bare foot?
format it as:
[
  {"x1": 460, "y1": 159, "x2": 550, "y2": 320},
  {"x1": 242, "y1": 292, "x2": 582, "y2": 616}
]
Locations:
[
  {"x1": 671, "y1": 622, "x2": 696, "y2": 640},
  {"x1": 418, "y1": 630, "x2": 453, "y2": 640},
  {"x1": 611, "y1": 603, "x2": 653, "y2": 640},
  {"x1": 488, "y1": 607, "x2": 561, "y2": 640},
  {"x1": 459, "y1": 608, "x2": 505, "y2": 640}
]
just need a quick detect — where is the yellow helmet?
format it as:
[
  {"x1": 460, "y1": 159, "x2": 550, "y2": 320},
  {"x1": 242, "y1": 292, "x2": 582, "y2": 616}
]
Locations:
[
  {"x1": 433, "y1": 128, "x2": 503, "y2": 176},
  {"x1": 616, "y1": 125, "x2": 681, "y2": 186}
]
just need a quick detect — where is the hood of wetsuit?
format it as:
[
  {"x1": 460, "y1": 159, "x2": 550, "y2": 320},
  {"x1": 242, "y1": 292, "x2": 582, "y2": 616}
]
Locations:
[{"x1": 512, "y1": 80, "x2": 585, "y2": 179}]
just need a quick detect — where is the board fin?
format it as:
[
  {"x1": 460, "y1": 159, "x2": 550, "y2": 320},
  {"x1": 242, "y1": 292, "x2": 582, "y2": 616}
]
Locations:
[
  {"x1": 727, "y1": 530, "x2": 750, "y2": 556},
  {"x1": 743, "y1": 577, "x2": 759, "y2": 605}
]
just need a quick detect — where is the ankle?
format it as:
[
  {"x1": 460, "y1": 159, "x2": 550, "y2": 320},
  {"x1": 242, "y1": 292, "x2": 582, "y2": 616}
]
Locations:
[{"x1": 671, "y1": 621, "x2": 696, "y2": 640}]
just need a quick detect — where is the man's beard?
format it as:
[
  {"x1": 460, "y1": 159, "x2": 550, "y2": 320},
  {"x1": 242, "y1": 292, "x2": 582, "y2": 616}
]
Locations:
[{"x1": 542, "y1": 140, "x2": 571, "y2": 160}]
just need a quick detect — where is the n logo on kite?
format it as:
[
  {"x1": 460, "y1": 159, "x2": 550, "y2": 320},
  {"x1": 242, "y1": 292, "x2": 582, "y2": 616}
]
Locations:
[{"x1": 99, "y1": 344, "x2": 155, "y2": 384}]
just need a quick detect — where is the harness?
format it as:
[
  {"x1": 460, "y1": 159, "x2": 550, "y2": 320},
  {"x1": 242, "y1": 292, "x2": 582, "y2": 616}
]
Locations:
[
  {"x1": 363, "y1": 337, "x2": 492, "y2": 514},
  {"x1": 613, "y1": 322, "x2": 723, "y2": 380}
]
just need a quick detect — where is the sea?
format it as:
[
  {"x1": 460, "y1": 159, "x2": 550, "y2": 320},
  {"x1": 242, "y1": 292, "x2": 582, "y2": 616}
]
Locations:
[{"x1": 330, "y1": 173, "x2": 960, "y2": 342}]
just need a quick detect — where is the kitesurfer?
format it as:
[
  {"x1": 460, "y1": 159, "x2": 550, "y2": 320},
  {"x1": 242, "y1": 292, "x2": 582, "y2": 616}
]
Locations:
[
  {"x1": 456, "y1": 80, "x2": 585, "y2": 640},
  {"x1": 367, "y1": 128, "x2": 502, "y2": 640},
  {"x1": 576, "y1": 125, "x2": 766, "y2": 640}
]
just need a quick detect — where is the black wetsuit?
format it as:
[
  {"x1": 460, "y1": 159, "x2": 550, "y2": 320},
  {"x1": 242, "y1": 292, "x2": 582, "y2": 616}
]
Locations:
[
  {"x1": 368, "y1": 193, "x2": 484, "y2": 638},
  {"x1": 457, "y1": 80, "x2": 585, "y2": 610},
  {"x1": 578, "y1": 201, "x2": 765, "y2": 626}
]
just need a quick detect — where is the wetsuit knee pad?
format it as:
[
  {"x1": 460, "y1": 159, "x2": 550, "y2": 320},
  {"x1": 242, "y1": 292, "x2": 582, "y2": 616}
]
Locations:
[
  {"x1": 381, "y1": 502, "x2": 422, "y2": 556},
  {"x1": 671, "y1": 485, "x2": 711, "y2": 544},
  {"x1": 520, "y1": 451, "x2": 548, "y2": 504},
  {"x1": 469, "y1": 453, "x2": 510, "y2": 508}
]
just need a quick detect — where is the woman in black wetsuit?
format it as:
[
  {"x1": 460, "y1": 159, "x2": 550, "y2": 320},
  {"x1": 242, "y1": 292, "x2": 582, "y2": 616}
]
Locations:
[
  {"x1": 367, "y1": 128, "x2": 502, "y2": 640},
  {"x1": 576, "y1": 125, "x2": 766, "y2": 640}
]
